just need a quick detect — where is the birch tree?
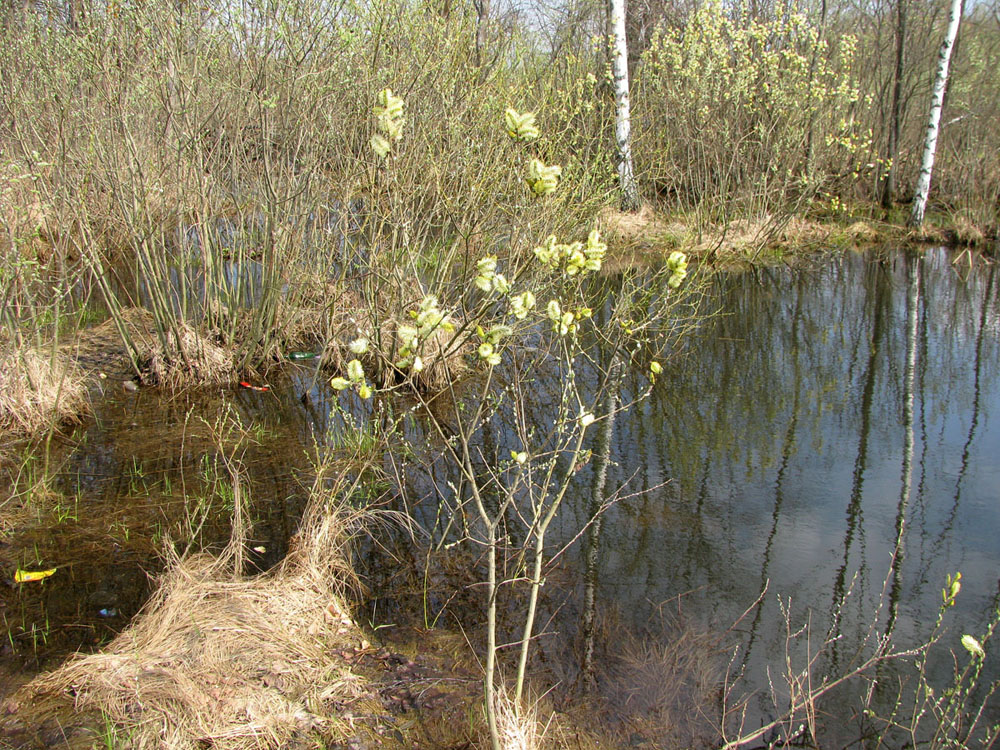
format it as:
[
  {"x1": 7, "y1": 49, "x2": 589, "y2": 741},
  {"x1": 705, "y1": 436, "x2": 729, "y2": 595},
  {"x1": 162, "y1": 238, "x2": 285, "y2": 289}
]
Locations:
[
  {"x1": 609, "y1": 0, "x2": 640, "y2": 210},
  {"x1": 909, "y1": 0, "x2": 963, "y2": 226}
]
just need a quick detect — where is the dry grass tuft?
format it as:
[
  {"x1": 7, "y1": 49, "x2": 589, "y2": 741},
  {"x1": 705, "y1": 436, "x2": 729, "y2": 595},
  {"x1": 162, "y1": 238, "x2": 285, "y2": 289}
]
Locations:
[
  {"x1": 0, "y1": 162, "x2": 61, "y2": 263},
  {"x1": 373, "y1": 316, "x2": 472, "y2": 392},
  {"x1": 598, "y1": 205, "x2": 689, "y2": 263},
  {"x1": 278, "y1": 281, "x2": 471, "y2": 392},
  {"x1": 598, "y1": 206, "x2": 894, "y2": 267},
  {"x1": 138, "y1": 322, "x2": 234, "y2": 388},
  {"x1": 846, "y1": 220, "x2": 879, "y2": 243},
  {"x1": 775, "y1": 216, "x2": 836, "y2": 246},
  {"x1": 68, "y1": 307, "x2": 234, "y2": 388},
  {"x1": 0, "y1": 347, "x2": 89, "y2": 434},
  {"x1": 598, "y1": 207, "x2": 831, "y2": 266},
  {"x1": 492, "y1": 687, "x2": 546, "y2": 750},
  {"x1": 325, "y1": 312, "x2": 472, "y2": 394},
  {"x1": 951, "y1": 214, "x2": 987, "y2": 246},
  {"x1": 689, "y1": 216, "x2": 788, "y2": 258},
  {"x1": 18, "y1": 496, "x2": 376, "y2": 749}
]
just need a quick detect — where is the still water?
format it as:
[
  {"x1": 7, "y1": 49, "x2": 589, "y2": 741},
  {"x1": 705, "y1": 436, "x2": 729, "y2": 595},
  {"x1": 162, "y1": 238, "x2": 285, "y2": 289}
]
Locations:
[
  {"x1": 2, "y1": 247, "x2": 997, "y2": 742},
  {"x1": 366, "y1": 246, "x2": 999, "y2": 741},
  {"x1": 607, "y1": 249, "x2": 998, "y2": 631},
  {"x1": 568, "y1": 248, "x2": 999, "y2": 738}
]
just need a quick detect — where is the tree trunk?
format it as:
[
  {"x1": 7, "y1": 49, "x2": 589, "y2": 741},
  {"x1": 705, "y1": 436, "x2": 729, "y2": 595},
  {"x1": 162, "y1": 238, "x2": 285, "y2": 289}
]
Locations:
[
  {"x1": 880, "y1": 0, "x2": 906, "y2": 208},
  {"x1": 473, "y1": 0, "x2": 490, "y2": 66},
  {"x1": 909, "y1": 0, "x2": 963, "y2": 227},
  {"x1": 608, "y1": 0, "x2": 640, "y2": 211}
]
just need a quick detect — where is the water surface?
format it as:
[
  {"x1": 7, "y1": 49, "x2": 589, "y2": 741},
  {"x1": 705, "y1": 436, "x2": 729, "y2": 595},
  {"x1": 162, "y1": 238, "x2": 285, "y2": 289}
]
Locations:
[
  {"x1": 570, "y1": 248, "x2": 999, "y2": 739},
  {"x1": 3, "y1": 247, "x2": 997, "y2": 744}
]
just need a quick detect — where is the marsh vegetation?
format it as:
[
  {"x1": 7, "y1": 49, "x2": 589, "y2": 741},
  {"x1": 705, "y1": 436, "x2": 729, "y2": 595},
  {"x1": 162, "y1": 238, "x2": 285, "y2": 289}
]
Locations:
[{"x1": 1, "y1": 0, "x2": 999, "y2": 745}]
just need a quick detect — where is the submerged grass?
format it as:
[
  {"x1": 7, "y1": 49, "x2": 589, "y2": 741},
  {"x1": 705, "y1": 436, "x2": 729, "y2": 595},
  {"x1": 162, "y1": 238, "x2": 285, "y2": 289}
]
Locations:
[{"x1": 596, "y1": 614, "x2": 723, "y2": 748}]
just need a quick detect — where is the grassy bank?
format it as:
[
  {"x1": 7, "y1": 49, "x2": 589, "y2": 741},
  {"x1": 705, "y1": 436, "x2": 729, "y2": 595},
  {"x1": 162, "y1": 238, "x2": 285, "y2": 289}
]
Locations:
[
  {"x1": 600, "y1": 204, "x2": 997, "y2": 269},
  {"x1": 2, "y1": 430, "x2": 700, "y2": 750}
]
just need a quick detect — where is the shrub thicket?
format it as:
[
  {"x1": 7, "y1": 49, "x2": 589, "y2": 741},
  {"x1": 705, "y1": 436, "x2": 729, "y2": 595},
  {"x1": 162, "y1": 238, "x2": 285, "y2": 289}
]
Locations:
[{"x1": 1, "y1": 0, "x2": 998, "y2": 412}]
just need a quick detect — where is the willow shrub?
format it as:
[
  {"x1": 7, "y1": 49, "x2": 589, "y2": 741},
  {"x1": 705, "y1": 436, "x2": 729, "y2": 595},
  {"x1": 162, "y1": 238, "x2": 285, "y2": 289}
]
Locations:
[
  {"x1": 0, "y1": 0, "x2": 617, "y2": 381},
  {"x1": 349, "y1": 11, "x2": 617, "y2": 298},
  {"x1": 334, "y1": 87, "x2": 695, "y2": 749},
  {"x1": 633, "y1": 0, "x2": 867, "y2": 230}
]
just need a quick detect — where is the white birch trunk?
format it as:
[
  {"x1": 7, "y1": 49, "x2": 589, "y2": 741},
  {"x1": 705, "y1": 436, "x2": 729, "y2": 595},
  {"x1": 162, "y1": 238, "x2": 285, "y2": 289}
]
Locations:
[
  {"x1": 609, "y1": 0, "x2": 640, "y2": 211},
  {"x1": 909, "y1": 0, "x2": 963, "y2": 227}
]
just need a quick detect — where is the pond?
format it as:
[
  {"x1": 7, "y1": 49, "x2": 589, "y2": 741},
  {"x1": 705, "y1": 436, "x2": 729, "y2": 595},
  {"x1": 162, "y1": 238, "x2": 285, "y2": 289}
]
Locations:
[
  {"x1": 2, "y1": 246, "x2": 997, "y2": 745},
  {"x1": 574, "y1": 247, "x2": 1000, "y2": 742}
]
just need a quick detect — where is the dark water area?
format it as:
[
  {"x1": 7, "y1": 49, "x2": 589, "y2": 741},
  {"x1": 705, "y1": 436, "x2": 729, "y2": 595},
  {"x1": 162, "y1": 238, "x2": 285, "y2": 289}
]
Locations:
[
  {"x1": 2, "y1": 247, "x2": 997, "y2": 742},
  {"x1": 632, "y1": 250, "x2": 999, "y2": 633},
  {"x1": 570, "y1": 248, "x2": 1000, "y2": 738}
]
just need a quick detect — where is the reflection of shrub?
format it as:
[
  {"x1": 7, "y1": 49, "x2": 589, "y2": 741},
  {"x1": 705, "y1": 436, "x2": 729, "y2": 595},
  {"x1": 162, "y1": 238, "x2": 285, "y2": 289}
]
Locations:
[{"x1": 0, "y1": 348, "x2": 88, "y2": 434}]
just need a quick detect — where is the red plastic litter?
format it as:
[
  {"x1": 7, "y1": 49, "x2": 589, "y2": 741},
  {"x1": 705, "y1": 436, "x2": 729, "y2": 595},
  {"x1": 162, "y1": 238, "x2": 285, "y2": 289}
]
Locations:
[{"x1": 239, "y1": 381, "x2": 269, "y2": 392}]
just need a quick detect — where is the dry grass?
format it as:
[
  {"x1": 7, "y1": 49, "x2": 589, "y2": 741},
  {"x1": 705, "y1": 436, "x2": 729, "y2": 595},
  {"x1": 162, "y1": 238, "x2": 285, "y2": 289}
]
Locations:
[
  {"x1": 65, "y1": 306, "x2": 235, "y2": 388},
  {"x1": 845, "y1": 220, "x2": 880, "y2": 243},
  {"x1": 2, "y1": 476, "x2": 607, "y2": 750},
  {"x1": 950, "y1": 214, "x2": 988, "y2": 246},
  {"x1": 69, "y1": 306, "x2": 150, "y2": 375},
  {"x1": 686, "y1": 216, "x2": 815, "y2": 259},
  {"x1": 10, "y1": 494, "x2": 378, "y2": 750},
  {"x1": 0, "y1": 346, "x2": 89, "y2": 435},
  {"x1": 137, "y1": 322, "x2": 234, "y2": 388},
  {"x1": 598, "y1": 206, "x2": 917, "y2": 268},
  {"x1": 329, "y1": 307, "x2": 471, "y2": 394},
  {"x1": 598, "y1": 205, "x2": 690, "y2": 266},
  {"x1": 492, "y1": 686, "x2": 548, "y2": 750},
  {"x1": 467, "y1": 683, "x2": 618, "y2": 750},
  {"x1": 599, "y1": 207, "x2": 815, "y2": 265},
  {"x1": 372, "y1": 316, "x2": 472, "y2": 392},
  {"x1": 0, "y1": 162, "x2": 56, "y2": 262},
  {"x1": 277, "y1": 280, "x2": 471, "y2": 391}
]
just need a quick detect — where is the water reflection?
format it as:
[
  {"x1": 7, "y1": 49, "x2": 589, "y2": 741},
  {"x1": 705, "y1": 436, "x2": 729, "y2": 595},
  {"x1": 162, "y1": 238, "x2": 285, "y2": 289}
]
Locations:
[
  {"x1": 581, "y1": 249, "x2": 999, "y2": 734},
  {"x1": 357, "y1": 247, "x2": 999, "y2": 738},
  {"x1": 0, "y1": 386, "x2": 314, "y2": 671}
]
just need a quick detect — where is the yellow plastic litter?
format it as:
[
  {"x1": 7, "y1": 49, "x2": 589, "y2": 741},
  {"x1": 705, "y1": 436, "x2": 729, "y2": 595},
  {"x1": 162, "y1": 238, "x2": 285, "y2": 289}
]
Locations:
[{"x1": 14, "y1": 567, "x2": 56, "y2": 583}]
